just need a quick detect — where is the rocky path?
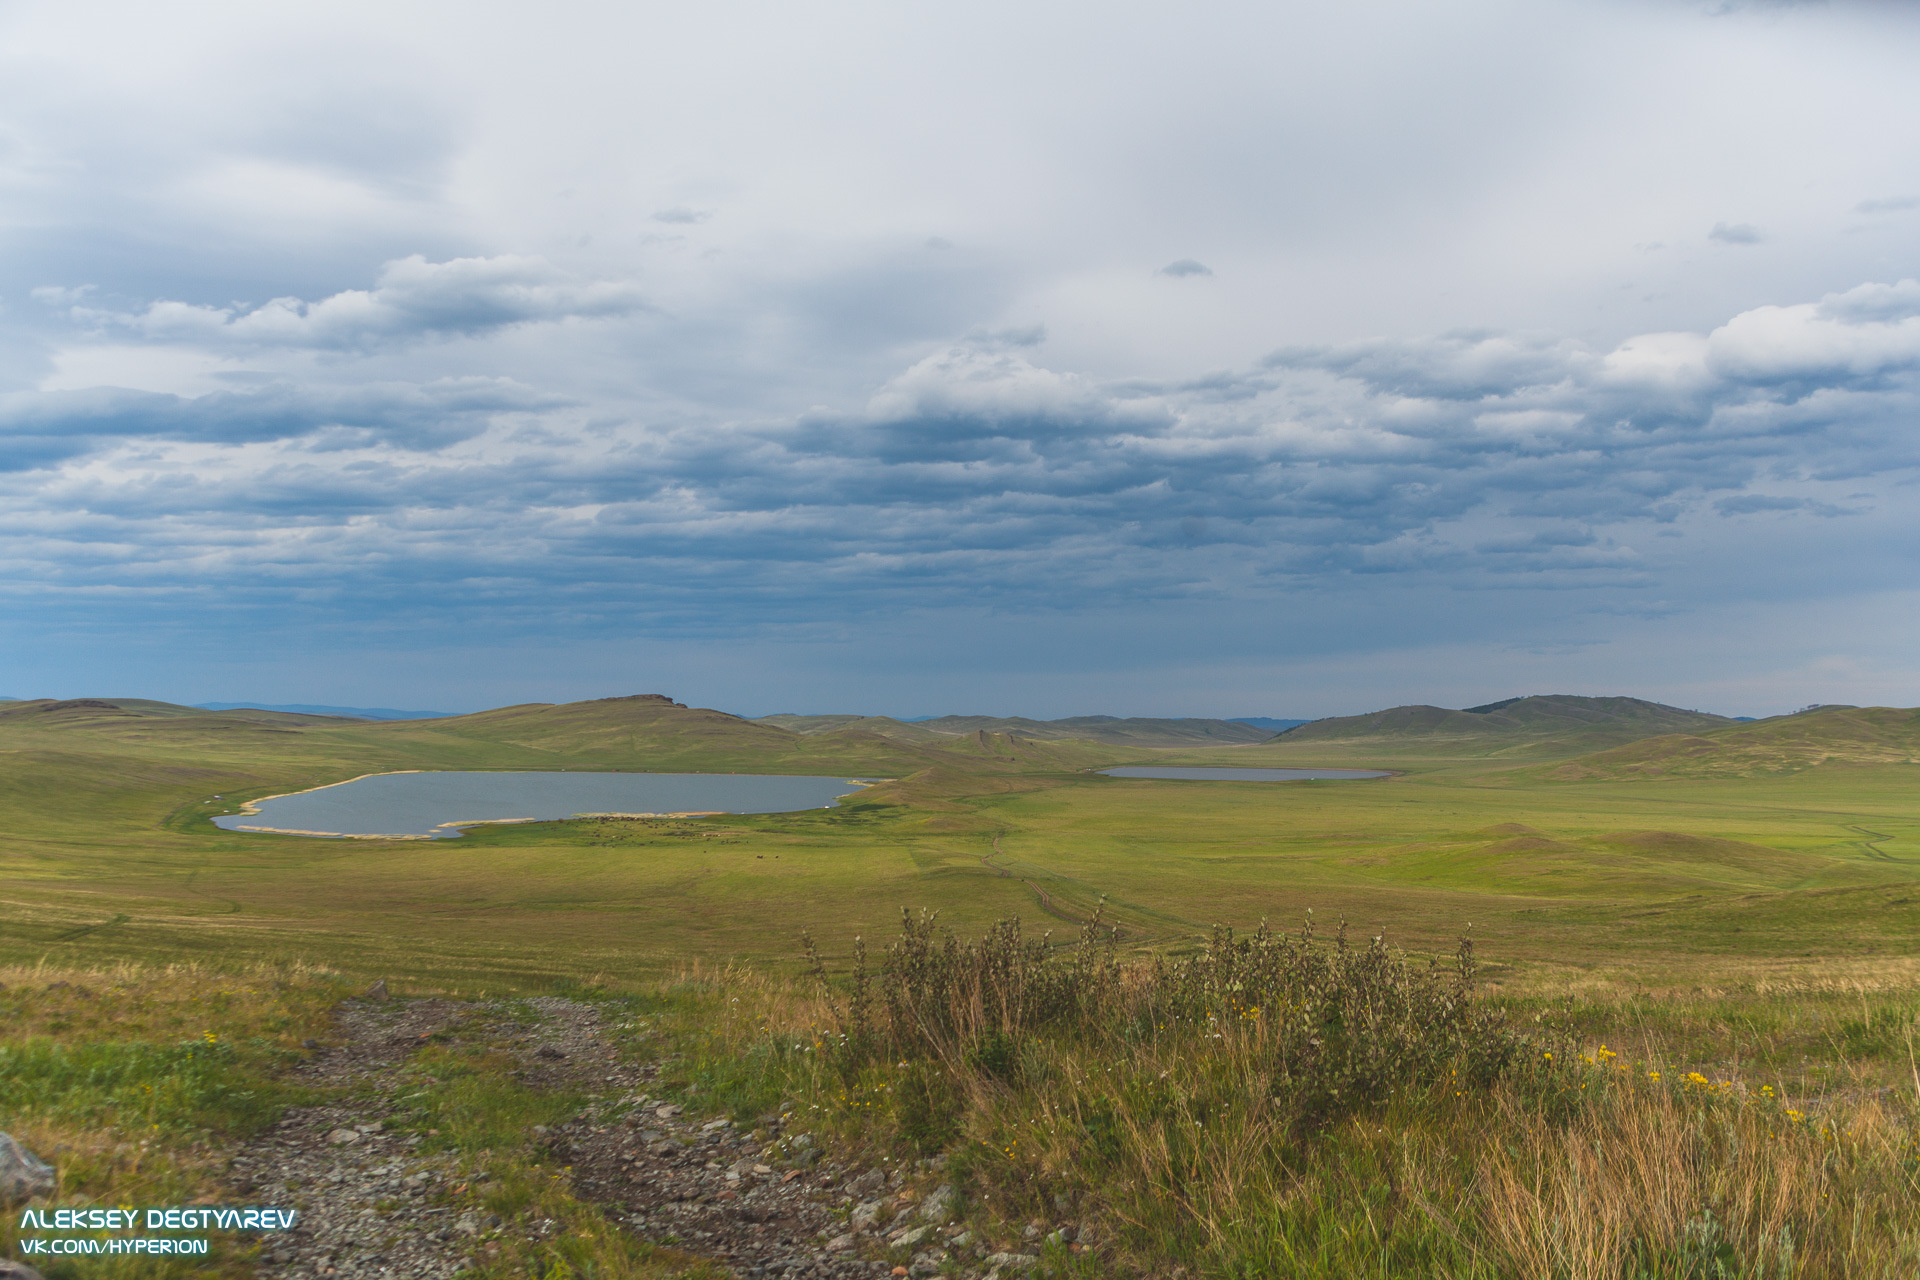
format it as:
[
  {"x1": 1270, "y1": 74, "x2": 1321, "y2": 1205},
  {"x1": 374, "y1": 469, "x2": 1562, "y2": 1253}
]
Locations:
[
  {"x1": 229, "y1": 993, "x2": 1046, "y2": 1280},
  {"x1": 230, "y1": 994, "x2": 489, "y2": 1279}
]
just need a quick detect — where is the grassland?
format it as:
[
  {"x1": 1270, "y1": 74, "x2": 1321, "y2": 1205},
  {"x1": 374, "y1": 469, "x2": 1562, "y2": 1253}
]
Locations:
[
  {"x1": 2, "y1": 696, "x2": 1918, "y2": 992},
  {"x1": 5, "y1": 694, "x2": 1920, "y2": 1277}
]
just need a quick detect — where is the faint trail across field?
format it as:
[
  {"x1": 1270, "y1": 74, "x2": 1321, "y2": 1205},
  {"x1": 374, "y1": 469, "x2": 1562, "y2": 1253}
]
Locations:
[
  {"x1": 979, "y1": 832, "x2": 1088, "y2": 927},
  {"x1": 1844, "y1": 824, "x2": 1899, "y2": 861}
]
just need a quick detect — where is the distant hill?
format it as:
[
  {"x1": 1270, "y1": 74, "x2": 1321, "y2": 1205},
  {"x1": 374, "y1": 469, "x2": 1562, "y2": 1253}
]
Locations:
[
  {"x1": 1545, "y1": 705, "x2": 1920, "y2": 779},
  {"x1": 363, "y1": 695, "x2": 1134, "y2": 775},
  {"x1": 0, "y1": 693, "x2": 1133, "y2": 781},
  {"x1": 361, "y1": 695, "x2": 939, "y2": 772},
  {"x1": 753, "y1": 714, "x2": 956, "y2": 744},
  {"x1": 1230, "y1": 717, "x2": 1311, "y2": 733},
  {"x1": 758, "y1": 712, "x2": 1273, "y2": 747},
  {"x1": 196, "y1": 702, "x2": 453, "y2": 721},
  {"x1": 1273, "y1": 695, "x2": 1736, "y2": 757},
  {"x1": 0, "y1": 698, "x2": 360, "y2": 726}
]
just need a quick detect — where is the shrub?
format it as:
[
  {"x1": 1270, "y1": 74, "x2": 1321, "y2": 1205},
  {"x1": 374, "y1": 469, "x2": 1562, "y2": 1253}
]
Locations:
[{"x1": 807, "y1": 909, "x2": 1528, "y2": 1132}]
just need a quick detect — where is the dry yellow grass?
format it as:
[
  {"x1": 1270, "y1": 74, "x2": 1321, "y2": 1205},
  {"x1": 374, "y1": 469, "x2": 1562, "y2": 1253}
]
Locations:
[{"x1": 636, "y1": 921, "x2": 1920, "y2": 1279}]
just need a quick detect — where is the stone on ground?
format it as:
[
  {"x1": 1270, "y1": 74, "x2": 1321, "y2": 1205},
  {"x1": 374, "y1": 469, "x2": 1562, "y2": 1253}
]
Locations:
[{"x1": 0, "y1": 1133, "x2": 55, "y2": 1206}]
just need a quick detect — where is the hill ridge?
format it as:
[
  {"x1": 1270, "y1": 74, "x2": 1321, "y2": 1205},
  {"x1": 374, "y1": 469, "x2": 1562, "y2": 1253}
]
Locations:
[
  {"x1": 757, "y1": 712, "x2": 1272, "y2": 747},
  {"x1": 1268, "y1": 694, "x2": 1737, "y2": 758},
  {"x1": 1542, "y1": 705, "x2": 1920, "y2": 779}
]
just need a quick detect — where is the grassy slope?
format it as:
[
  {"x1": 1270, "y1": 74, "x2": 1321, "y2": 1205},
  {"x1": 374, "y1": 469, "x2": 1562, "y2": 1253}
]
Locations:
[
  {"x1": 1541, "y1": 705, "x2": 1920, "y2": 778},
  {"x1": 910, "y1": 715, "x2": 1274, "y2": 746},
  {"x1": 1, "y1": 695, "x2": 1917, "y2": 992},
  {"x1": 760, "y1": 712, "x2": 1274, "y2": 746},
  {"x1": 754, "y1": 714, "x2": 957, "y2": 744},
  {"x1": 0, "y1": 698, "x2": 1132, "y2": 983},
  {"x1": 1266, "y1": 694, "x2": 1737, "y2": 759},
  {"x1": 8, "y1": 696, "x2": 1919, "y2": 1280}
]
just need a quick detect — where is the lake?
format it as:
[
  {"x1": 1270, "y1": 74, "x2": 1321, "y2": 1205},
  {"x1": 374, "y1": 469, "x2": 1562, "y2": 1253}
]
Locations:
[
  {"x1": 213, "y1": 771, "x2": 875, "y2": 839},
  {"x1": 1099, "y1": 766, "x2": 1391, "y2": 781}
]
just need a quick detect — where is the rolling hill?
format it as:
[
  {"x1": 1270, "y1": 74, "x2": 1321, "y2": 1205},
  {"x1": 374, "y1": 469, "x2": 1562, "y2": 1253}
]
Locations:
[
  {"x1": 4, "y1": 687, "x2": 1919, "y2": 1000},
  {"x1": 1544, "y1": 705, "x2": 1920, "y2": 779},
  {"x1": 758, "y1": 712, "x2": 1273, "y2": 747},
  {"x1": 196, "y1": 701, "x2": 455, "y2": 720},
  {"x1": 0, "y1": 697, "x2": 357, "y2": 725},
  {"x1": 0, "y1": 693, "x2": 1132, "y2": 784},
  {"x1": 1271, "y1": 695, "x2": 1736, "y2": 757},
  {"x1": 751, "y1": 714, "x2": 957, "y2": 744}
]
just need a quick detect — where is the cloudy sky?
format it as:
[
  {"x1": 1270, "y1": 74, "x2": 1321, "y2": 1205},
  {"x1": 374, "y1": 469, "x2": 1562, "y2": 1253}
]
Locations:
[{"x1": 3, "y1": 0, "x2": 1918, "y2": 718}]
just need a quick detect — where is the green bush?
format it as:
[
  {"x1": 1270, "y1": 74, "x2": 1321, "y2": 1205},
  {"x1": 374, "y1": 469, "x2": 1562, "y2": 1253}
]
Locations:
[
  {"x1": 808, "y1": 908, "x2": 1527, "y2": 1131},
  {"x1": 892, "y1": 1059, "x2": 963, "y2": 1153}
]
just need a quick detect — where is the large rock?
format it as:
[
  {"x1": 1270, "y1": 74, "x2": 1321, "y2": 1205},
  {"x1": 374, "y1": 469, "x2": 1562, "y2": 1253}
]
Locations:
[
  {"x1": 0, "y1": 1133, "x2": 54, "y2": 1205},
  {"x1": 0, "y1": 1260, "x2": 47, "y2": 1280},
  {"x1": 919, "y1": 1183, "x2": 958, "y2": 1223}
]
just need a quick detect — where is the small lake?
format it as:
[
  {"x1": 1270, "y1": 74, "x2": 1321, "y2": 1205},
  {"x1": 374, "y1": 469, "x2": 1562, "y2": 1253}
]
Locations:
[
  {"x1": 1099, "y1": 767, "x2": 1391, "y2": 781},
  {"x1": 214, "y1": 771, "x2": 874, "y2": 839}
]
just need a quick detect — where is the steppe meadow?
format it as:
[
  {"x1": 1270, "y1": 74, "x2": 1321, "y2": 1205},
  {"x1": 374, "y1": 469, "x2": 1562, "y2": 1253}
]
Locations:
[{"x1": 6, "y1": 0, "x2": 1920, "y2": 1276}]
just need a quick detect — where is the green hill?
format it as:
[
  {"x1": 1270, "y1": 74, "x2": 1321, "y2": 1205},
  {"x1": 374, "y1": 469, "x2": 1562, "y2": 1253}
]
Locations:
[
  {"x1": 0, "y1": 697, "x2": 356, "y2": 726},
  {"x1": 1271, "y1": 695, "x2": 1734, "y2": 758},
  {"x1": 4, "y1": 688, "x2": 1920, "y2": 1001},
  {"x1": 754, "y1": 714, "x2": 956, "y2": 744},
  {"x1": 760, "y1": 712, "x2": 1272, "y2": 747},
  {"x1": 1545, "y1": 705, "x2": 1920, "y2": 779},
  {"x1": 0, "y1": 693, "x2": 1130, "y2": 791}
]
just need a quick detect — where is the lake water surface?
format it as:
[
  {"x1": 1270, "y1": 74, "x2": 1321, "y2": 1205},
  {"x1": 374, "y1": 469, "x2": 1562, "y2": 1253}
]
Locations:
[
  {"x1": 1099, "y1": 766, "x2": 1390, "y2": 781},
  {"x1": 214, "y1": 771, "x2": 874, "y2": 838}
]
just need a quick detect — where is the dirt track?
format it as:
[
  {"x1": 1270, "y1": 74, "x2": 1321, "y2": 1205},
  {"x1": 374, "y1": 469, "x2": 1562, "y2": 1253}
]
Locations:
[{"x1": 231, "y1": 994, "x2": 1002, "y2": 1279}]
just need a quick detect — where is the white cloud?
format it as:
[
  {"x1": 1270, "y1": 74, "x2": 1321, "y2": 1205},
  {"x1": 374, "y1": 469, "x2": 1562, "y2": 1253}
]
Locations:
[
  {"x1": 864, "y1": 345, "x2": 1144, "y2": 428},
  {"x1": 1707, "y1": 280, "x2": 1920, "y2": 381},
  {"x1": 1600, "y1": 332, "x2": 1711, "y2": 389},
  {"x1": 55, "y1": 255, "x2": 646, "y2": 351}
]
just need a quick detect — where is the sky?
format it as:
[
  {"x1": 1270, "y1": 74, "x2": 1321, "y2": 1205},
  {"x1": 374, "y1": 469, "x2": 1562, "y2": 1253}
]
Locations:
[{"x1": 2, "y1": 0, "x2": 1918, "y2": 719}]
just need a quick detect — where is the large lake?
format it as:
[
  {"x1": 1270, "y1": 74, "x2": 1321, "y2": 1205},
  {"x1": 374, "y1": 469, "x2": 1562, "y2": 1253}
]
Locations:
[
  {"x1": 1100, "y1": 766, "x2": 1391, "y2": 781},
  {"x1": 214, "y1": 771, "x2": 874, "y2": 839}
]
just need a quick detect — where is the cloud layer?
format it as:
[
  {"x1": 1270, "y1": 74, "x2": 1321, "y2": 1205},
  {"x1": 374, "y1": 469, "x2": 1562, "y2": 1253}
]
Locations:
[
  {"x1": 5, "y1": 268, "x2": 1913, "y2": 631},
  {"x1": 3, "y1": 0, "x2": 1919, "y2": 714},
  {"x1": 44, "y1": 255, "x2": 646, "y2": 351}
]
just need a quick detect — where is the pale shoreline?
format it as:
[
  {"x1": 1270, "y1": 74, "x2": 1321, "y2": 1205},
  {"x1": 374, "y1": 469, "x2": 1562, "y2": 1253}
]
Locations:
[
  {"x1": 215, "y1": 772, "x2": 882, "y2": 840},
  {"x1": 218, "y1": 769, "x2": 430, "y2": 822}
]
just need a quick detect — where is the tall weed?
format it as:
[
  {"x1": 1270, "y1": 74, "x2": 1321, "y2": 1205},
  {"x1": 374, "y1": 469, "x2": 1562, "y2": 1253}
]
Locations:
[{"x1": 765, "y1": 912, "x2": 1920, "y2": 1277}]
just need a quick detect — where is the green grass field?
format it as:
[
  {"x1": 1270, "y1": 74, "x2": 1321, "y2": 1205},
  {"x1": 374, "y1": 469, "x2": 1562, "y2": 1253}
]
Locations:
[
  {"x1": 6, "y1": 695, "x2": 1920, "y2": 1277},
  {"x1": 2, "y1": 696, "x2": 1917, "y2": 993}
]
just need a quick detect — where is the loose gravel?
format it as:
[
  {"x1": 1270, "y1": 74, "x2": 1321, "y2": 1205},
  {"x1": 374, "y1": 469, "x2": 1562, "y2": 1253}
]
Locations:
[{"x1": 230, "y1": 991, "x2": 1073, "y2": 1279}]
